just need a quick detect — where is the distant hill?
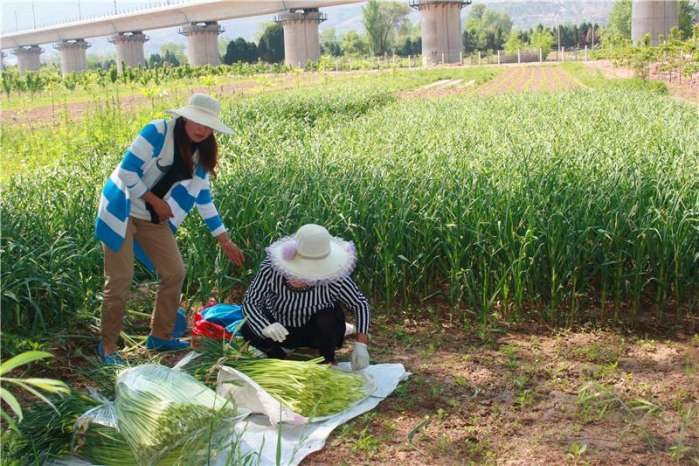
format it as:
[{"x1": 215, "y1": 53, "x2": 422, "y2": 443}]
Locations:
[
  {"x1": 484, "y1": 1, "x2": 613, "y2": 28},
  {"x1": 321, "y1": 1, "x2": 614, "y2": 33}
]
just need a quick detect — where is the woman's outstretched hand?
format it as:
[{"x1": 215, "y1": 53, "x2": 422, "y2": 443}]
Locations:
[{"x1": 216, "y1": 233, "x2": 245, "y2": 267}]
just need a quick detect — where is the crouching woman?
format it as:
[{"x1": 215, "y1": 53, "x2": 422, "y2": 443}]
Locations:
[{"x1": 241, "y1": 224, "x2": 370, "y2": 371}]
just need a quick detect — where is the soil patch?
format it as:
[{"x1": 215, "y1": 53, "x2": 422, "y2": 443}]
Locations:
[
  {"x1": 1, "y1": 80, "x2": 264, "y2": 126},
  {"x1": 476, "y1": 65, "x2": 580, "y2": 95},
  {"x1": 588, "y1": 59, "x2": 699, "y2": 105},
  {"x1": 27, "y1": 300, "x2": 699, "y2": 465}
]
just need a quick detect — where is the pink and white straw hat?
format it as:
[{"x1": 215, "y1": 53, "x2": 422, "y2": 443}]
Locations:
[{"x1": 266, "y1": 224, "x2": 357, "y2": 285}]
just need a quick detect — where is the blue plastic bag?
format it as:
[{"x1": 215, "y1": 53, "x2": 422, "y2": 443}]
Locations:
[{"x1": 201, "y1": 304, "x2": 244, "y2": 329}]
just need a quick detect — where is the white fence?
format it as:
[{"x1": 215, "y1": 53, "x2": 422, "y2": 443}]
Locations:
[{"x1": 463, "y1": 46, "x2": 595, "y2": 66}]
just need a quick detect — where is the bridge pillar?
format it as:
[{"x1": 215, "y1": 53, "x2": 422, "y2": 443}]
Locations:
[
  {"x1": 110, "y1": 31, "x2": 148, "y2": 71},
  {"x1": 410, "y1": 0, "x2": 468, "y2": 66},
  {"x1": 179, "y1": 21, "x2": 222, "y2": 66},
  {"x1": 55, "y1": 39, "x2": 90, "y2": 74},
  {"x1": 631, "y1": 0, "x2": 679, "y2": 45},
  {"x1": 275, "y1": 8, "x2": 326, "y2": 68},
  {"x1": 13, "y1": 45, "x2": 43, "y2": 72}
]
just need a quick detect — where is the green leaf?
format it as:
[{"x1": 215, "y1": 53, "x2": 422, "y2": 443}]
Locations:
[
  {"x1": 22, "y1": 378, "x2": 70, "y2": 395},
  {"x1": 276, "y1": 405, "x2": 283, "y2": 466},
  {"x1": 0, "y1": 408, "x2": 19, "y2": 432},
  {"x1": 0, "y1": 386, "x2": 23, "y2": 421},
  {"x1": 6, "y1": 380, "x2": 61, "y2": 415},
  {"x1": 0, "y1": 351, "x2": 53, "y2": 376},
  {"x1": 2, "y1": 290, "x2": 18, "y2": 302}
]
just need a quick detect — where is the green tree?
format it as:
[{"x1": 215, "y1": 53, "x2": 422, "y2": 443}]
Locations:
[
  {"x1": 362, "y1": 0, "x2": 410, "y2": 56},
  {"x1": 224, "y1": 37, "x2": 258, "y2": 64},
  {"x1": 530, "y1": 26, "x2": 554, "y2": 58},
  {"x1": 86, "y1": 53, "x2": 116, "y2": 70},
  {"x1": 160, "y1": 42, "x2": 187, "y2": 65},
  {"x1": 340, "y1": 31, "x2": 370, "y2": 56},
  {"x1": 162, "y1": 50, "x2": 180, "y2": 67},
  {"x1": 395, "y1": 36, "x2": 421, "y2": 56},
  {"x1": 602, "y1": 0, "x2": 632, "y2": 46},
  {"x1": 462, "y1": 4, "x2": 512, "y2": 53},
  {"x1": 584, "y1": 24, "x2": 601, "y2": 47},
  {"x1": 257, "y1": 22, "x2": 284, "y2": 63},
  {"x1": 679, "y1": 0, "x2": 699, "y2": 39},
  {"x1": 504, "y1": 31, "x2": 524, "y2": 53},
  {"x1": 556, "y1": 23, "x2": 582, "y2": 48},
  {"x1": 392, "y1": 18, "x2": 420, "y2": 56},
  {"x1": 320, "y1": 28, "x2": 343, "y2": 56},
  {"x1": 396, "y1": 17, "x2": 420, "y2": 42},
  {"x1": 218, "y1": 37, "x2": 228, "y2": 57},
  {"x1": 602, "y1": 0, "x2": 631, "y2": 47},
  {"x1": 148, "y1": 53, "x2": 163, "y2": 68},
  {"x1": 609, "y1": 0, "x2": 632, "y2": 38}
]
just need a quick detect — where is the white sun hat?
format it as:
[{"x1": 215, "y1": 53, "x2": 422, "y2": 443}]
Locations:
[
  {"x1": 166, "y1": 93, "x2": 233, "y2": 135},
  {"x1": 266, "y1": 224, "x2": 357, "y2": 285}
]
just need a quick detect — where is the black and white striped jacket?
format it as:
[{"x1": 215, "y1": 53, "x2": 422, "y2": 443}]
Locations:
[{"x1": 243, "y1": 259, "x2": 370, "y2": 337}]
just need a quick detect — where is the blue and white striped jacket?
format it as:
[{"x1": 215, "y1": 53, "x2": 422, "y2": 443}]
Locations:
[{"x1": 95, "y1": 118, "x2": 227, "y2": 268}]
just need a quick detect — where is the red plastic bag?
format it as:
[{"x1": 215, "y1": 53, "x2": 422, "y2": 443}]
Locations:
[
  {"x1": 192, "y1": 318, "x2": 233, "y2": 346},
  {"x1": 191, "y1": 299, "x2": 232, "y2": 347}
]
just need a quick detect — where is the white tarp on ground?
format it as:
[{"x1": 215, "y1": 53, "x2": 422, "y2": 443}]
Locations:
[
  {"x1": 217, "y1": 363, "x2": 409, "y2": 466},
  {"x1": 49, "y1": 363, "x2": 408, "y2": 466}
]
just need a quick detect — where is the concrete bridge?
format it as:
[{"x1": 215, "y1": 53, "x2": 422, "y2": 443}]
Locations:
[
  {"x1": 1, "y1": 0, "x2": 361, "y2": 72},
  {"x1": 0, "y1": 0, "x2": 680, "y2": 73}
]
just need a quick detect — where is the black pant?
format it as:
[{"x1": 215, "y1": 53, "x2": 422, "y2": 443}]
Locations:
[{"x1": 241, "y1": 303, "x2": 346, "y2": 363}]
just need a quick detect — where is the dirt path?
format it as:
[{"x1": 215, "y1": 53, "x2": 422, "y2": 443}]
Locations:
[
  {"x1": 0, "y1": 68, "x2": 442, "y2": 127},
  {"x1": 398, "y1": 78, "x2": 477, "y2": 99},
  {"x1": 476, "y1": 65, "x2": 580, "y2": 96},
  {"x1": 24, "y1": 287, "x2": 699, "y2": 466},
  {"x1": 0, "y1": 73, "x2": 329, "y2": 127},
  {"x1": 3, "y1": 65, "x2": 584, "y2": 125},
  {"x1": 304, "y1": 315, "x2": 699, "y2": 465},
  {"x1": 399, "y1": 64, "x2": 580, "y2": 100},
  {"x1": 588, "y1": 59, "x2": 699, "y2": 105},
  {"x1": 586, "y1": 59, "x2": 636, "y2": 79},
  {"x1": 0, "y1": 79, "x2": 281, "y2": 126}
]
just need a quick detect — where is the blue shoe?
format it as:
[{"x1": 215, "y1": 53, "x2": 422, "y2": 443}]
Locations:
[
  {"x1": 146, "y1": 335, "x2": 189, "y2": 352},
  {"x1": 97, "y1": 341, "x2": 126, "y2": 366},
  {"x1": 172, "y1": 308, "x2": 188, "y2": 338}
]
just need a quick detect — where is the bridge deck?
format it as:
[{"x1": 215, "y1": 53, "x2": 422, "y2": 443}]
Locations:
[{"x1": 1, "y1": 0, "x2": 359, "y2": 49}]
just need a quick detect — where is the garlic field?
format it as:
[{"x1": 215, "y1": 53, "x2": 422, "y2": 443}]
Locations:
[{"x1": 2, "y1": 66, "x2": 697, "y2": 335}]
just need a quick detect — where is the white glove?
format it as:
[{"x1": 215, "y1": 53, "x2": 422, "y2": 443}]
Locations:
[
  {"x1": 261, "y1": 323, "x2": 288, "y2": 343},
  {"x1": 351, "y1": 342, "x2": 370, "y2": 371},
  {"x1": 344, "y1": 323, "x2": 356, "y2": 337}
]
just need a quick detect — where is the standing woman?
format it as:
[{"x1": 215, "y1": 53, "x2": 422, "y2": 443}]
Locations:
[{"x1": 95, "y1": 93, "x2": 244, "y2": 365}]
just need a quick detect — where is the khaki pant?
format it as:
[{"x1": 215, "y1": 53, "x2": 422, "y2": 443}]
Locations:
[{"x1": 101, "y1": 217, "x2": 185, "y2": 348}]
